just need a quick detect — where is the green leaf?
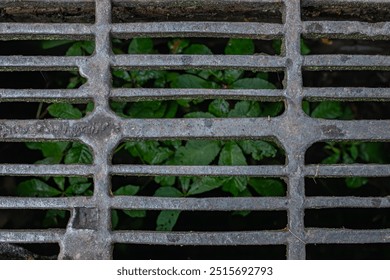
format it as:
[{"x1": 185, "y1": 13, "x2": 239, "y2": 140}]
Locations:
[
  {"x1": 345, "y1": 177, "x2": 368, "y2": 189},
  {"x1": 272, "y1": 39, "x2": 282, "y2": 55},
  {"x1": 302, "y1": 100, "x2": 310, "y2": 115},
  {"x1": 156, "y1": 210, "x2": 181, "y2": 231},
  {"x1": 154, "y1": 186, "x2": 183, "y2": 197},
  {"x1": 300, "y1": 39, "x2": 311, "y2": 55},
  {"x1": 228, "y1": 101, "x2": 261, "y2": 117},
  {"x1": 164, "y1": 101, "x2": 178, "y2": 118},
  {"x1": 311, "y1": 101, "x2": 343, "y2": 119},
  {"x1": 43, "y1": 209, "x2": 67, "y2": 228},
  {"x1": 66, "y1": 42, "x2": 83, "y2": 56},
  {"x1": 154, "y1": 176, "x2": 176, "y2": 187},
  {"x1": 218, "y1": 142, "x2": 247, "y2": 165},
  {"x1": 249, "y1": 178, "x2": 285, "y2": 196},
  {"x1": 261, "y1": 102, "x2": 284, "y2": 117},
  {"x1": 128, "y1": 38, "x2": 154, "y2": 54},
  {"x1": 187, "y1": 177, "x2": 226, "y2": 195},
  {"x1": 174, "y1": 140, "x2": 221, "y2": 165},
  {"x1": 114, "y1": 185, "x2": 140, "y2": 196},
  {"x1": 80, "y1": 41, "x2": 95, "y2": 55},
  {"x1": 53, "y1": 177, "x2": 65, "y2": 191},
  {"x1": 131, "y1": 70, "x2": 165, "y2": 87},
  {"x1": 26, "y1": 142, "x2": 69, "y2": 160},
  {"x1": 47, "y1": 103, "x2": 83, "y2": 119},
  {"x1": 112, "y1": 70, "x2": 132, "y2": 82},
  {"x1": 126, "y1": 101, "x2": 168, "y2": 118},
  {"x1": 225, "y1": 39, "x2": 255, "y2": 55},
  {"x1": 171, "y1": 74, "x2": 217, "y2": 89},
  {"x1": 124, "y1": 141, "x2": 173, "y2": 165},
  {"x1": 231, "y1": 78, "x2": 276, "y2": 89},
  {"x1": 68, "y1": 177, "x2": 88, "y2": 185},
  {"x1": 16, "y1": 179, "x2": 62, "y2": 197},
  {"x1": 349, "y1": 144, "x2": 359, "y2": 160},
  {"x1": 322, "y1": 152, "x2": 340, "y2": 164},
  {"x1": 238, "y1": 140, "x2": 277, "y2": 161},
  {"x1": 85, "y1": 102, "x2": 94, "y2": 113},
  {"x1": 359, "y1": 143, "x2": 387, "y2": 163},
  {"x1": 223, "y1": 70, "x2": 244, "y2": 84},
  {"x1": 208, "y1": 99, "x2": 230, "y2": 117},
  {"x1": 41, "y1": 40, "x2": 73, "y2": 49},
  {"x1": 64, "y1": 143, "x2": 93, "y2": 164},
  {"x1": 222, "y1": 176, "x2": 248, "y2": 196},
  {"x1": 183, "y1": 44, "x2": 213, "y2": 54},
  {"x1": 179, "y1": 176, "x2": 192, "y2": 193},
  {"x1": 123, "y1": 210, "x2": 146, "y2": 218},
  {"x1": 184, "y1": 112, "x2": 215, "y2": 118},
  {"x1": 111, "y1": 210, "x2": 119, "y2": 229},
  {"x1": 65, "y1": 183, "x2": 91, "y2": 195}
]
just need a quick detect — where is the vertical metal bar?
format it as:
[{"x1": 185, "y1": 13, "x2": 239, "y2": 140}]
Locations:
[
  {"x1": 58, "y1": 0, "x2": 114, "y2": 259},
  {"x1": 283, "y1": 0, "x2": 306, "y2": 259}
]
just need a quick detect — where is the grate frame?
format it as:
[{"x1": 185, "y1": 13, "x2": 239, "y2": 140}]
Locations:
[{"x1": 0, "y1": 0, "x2": 389, "y2": 259}]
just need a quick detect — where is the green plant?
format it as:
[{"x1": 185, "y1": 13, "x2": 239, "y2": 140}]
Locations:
[{"x1": 18, "y1": 37, "x2": 386, "y2": 231}]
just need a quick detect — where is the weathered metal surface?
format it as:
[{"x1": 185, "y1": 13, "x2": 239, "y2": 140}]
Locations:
[{"x1": 0, "y1": 0, "x2": 389, "y2": 259}]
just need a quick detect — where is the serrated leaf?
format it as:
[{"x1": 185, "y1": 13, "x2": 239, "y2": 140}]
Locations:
[
  {"x1": 249, "y1": 178, "x2": 285, "y2": 196},
  {"x1": 174, "y1": 140, "x2": 221, "y2": 165},
  {"x1": 231, "y1": 78, "x2": 276, "y2": 90},
  {"x1": 156, "y1": 210, "x2": 181, "y2": 231},
  {"x1": 228, "y1": 101, "x2": 261, "y2": 117},
  {"x1": 183, "y1": 44, "x2": 212, "y2": 54},
  {"x1": 184, "y1": 112, "x2": 215, "y2": 118},
  {"x1": 187, "y1": 177, "x2": 226, "y2": 195},
  {"x1": 171, "y1": 74, "x2": 217, "y2": 89},
  {"x1": 114, "y1": 185, "x2": 140, "y2": 196},
  {"x1": 218, "y1": 142, "x2": 247, "y2": 166},
  {"x1": 64, "y1": 143, "x2": 93, "y2": 164},
  {"x1": 208, "y1": 99, "x2": 230, "y2": 117},
  {"x1": 225, "y1": 39, "x2": 255, "y2": 55},
  {"x1": 238, "y1": 140, "x2": 277, "y2": 161},
  {"x1": 345, "y1": 177, "x2": 368, "y2": 189},
  {"x1": 154, "y1": 186, "x2": 183, "y2": 197},
  {"x1": 16, "y1": 179, "x2": 62, "y2": 197},
  {"x1": 311, "y1": 101, "x2": 343, "y2": 119},
  {"x1": 47, "y1": 103, "x2": 82, "y2": 119},
  {"x1": 128, "y1": 38, "x2": 154, "y2": 54}
]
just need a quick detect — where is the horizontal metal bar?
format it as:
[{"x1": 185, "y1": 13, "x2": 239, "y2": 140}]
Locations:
[
  {"x1": 0, "y1": 56, "x2": 86, "y2": 70},
  {"x1": 0, "y1": 0, "x2": 94, "y2": 7},
  {"x1": 303, "y1": 55, "x2": 390, "y2": 70},
  {"x1": 0, "y1": 164, "x2": 95, "y2": 176},
  {"x1": 0, "y1": 23, "x2": 94, "y2": 40},
  {"x1": 112, "y1": 230, "x2": 288, "y2": 245},
  {"x1": 305, "y1": 164, "x2": 390, "y2": 177},
  {"x1": 120, "y1": 118, "x2": 283, "y2": 139},
  {"x1": 112, "y1": 22, "x2": 283, "y2": 39},
  {"x1": 0, "y1": 197, "x2": 95, "y2": 209},
  {"x1": 114, "y1": 0, "x2": 283, "y2": 5},
  {"x1": 303, "y1": 88, "x2": 390, "y2": 101},
  {"x1": 303, "y1": 21, "x2": 390, "y2": 39},
  {"x1": 111, "y1": 88, "x2": 285, "y2": 101},
  {"x1": 305, "y1": 197, "x2": 390, "y2": 208},
  {"x1": 111, "y1": 196, "x2": 288, "y2": 211},
  {"x1": 111, "y1": 55, "x2": 286, "y2": 71},
  {"x1": 302, "y1": 0, "x2": 390, "y2": 5},
  {"x1": 0, "y1": 230, "x2": 64, "y2": 243},
  {"x1": 306, "y1": 228, "x2": 390, "y2": 244},
  {"x1": 111, "y1": 165, "x2": 287, "y2": 177},
  {"x1": 312, "y1": 118, "x2": 390, "y2": 141},
  {"x1": 0, "y1": 89, "x2": 92, "y2": 102}
]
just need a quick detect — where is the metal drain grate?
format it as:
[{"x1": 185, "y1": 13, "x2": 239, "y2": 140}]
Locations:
[{"x1": 0, "y1": 0, "x2": 389, "y2": 260}]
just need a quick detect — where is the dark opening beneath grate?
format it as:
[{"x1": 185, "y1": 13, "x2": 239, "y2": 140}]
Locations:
[{"x1": 0, "y1": 209, "x2": 69, "y2": 229}]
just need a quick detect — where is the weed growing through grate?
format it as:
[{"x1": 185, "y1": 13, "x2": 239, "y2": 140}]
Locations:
[{"x1": 15, "y1": 37, "x2": 389, "y2": 231}]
